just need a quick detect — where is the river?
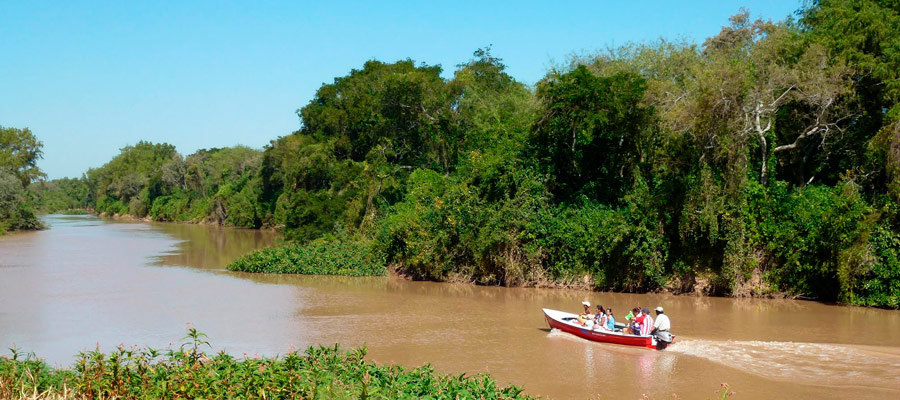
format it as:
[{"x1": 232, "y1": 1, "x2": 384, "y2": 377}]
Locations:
[{"x1": 1, "y1": 215, "x2": 898, "y2": 399}]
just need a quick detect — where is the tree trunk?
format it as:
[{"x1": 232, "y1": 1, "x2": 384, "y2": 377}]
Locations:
[{"x1": 759, "y1": 133, "x2": 768, "y2": 186}]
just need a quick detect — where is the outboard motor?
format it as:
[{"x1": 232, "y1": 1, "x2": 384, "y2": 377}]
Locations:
[{"x1": 653, "y1": 331, "x2": 674, "y2": 350}]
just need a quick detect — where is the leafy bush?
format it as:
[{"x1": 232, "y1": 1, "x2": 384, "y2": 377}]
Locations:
[
  {"x1": 150, "y1": 190, "x2": 191, "y2": 222},
  {"x1": 128, "y1": 197, "x2": 148, "y2": 218},
  {"x1": 0, "y1": 330, "x2": 532, "y2": 399},
  {"x1": 219, "y1": 184, "x2": 260, "y2": 228},
  {"x1": 532, "y1": 200, "x2": 667, "y2": 291},
  {"x1": 96, "y1": 196, "x2": 128, "y2": 216},
  {"x1": 376, "y1": 170, "x2": 473, "y2": 280},
  {"x1": 0, "y1": 170, "x2": 44, "y2": 233},
  {"x1": 61, "y1": 209, "x2": 90, "y2": 215},
  {"x1": 845, "y1": 224, "x2": 900, "y2": 307},
  {"x1": 228, "y1": 238, "x2": 385, "y2": 276},
  {"x1": 376, "y1": 168, "x2": 550, "y2": 285},
  {"x1": 753, "y1": 182, "x2": 876, "y2": 301}
]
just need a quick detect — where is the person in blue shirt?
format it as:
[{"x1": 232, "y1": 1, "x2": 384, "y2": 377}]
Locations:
[{"x1": 605, "y1": 308, "x2": 616, "y2": 331}]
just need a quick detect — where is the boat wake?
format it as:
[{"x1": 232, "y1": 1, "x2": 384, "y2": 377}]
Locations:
[
  {"x1": 546, "y1": 328, "x2": 571, "y2": 339},
  {"x1": 668, "y1": 339, "x2": 900, "y2": 389}
]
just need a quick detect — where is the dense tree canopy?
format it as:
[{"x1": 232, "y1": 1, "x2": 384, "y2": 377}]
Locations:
[
  {"x1": 0, "y1": 126, "x2": 45, "y2": 187},
  {"x1": 0, "y1": 126, "x2": 44, "y2": 233},
  {"x1": 29, "y1": 4, "x2": 900, "y2": 307},
  {"x1": 530, "y1": 66, "x2": 653, "y2": 202}
]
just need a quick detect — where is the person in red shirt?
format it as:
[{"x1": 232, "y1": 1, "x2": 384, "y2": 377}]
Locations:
[
  {"x1": 634, "y1": 310, "x2": 645, "y2": 334},
  {"x1": 638, "y1": 307, "x2": 654, "y2": 335}
]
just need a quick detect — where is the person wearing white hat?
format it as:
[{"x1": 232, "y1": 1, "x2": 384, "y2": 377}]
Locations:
[
  {"x1": 577, "y1": 301, "x2": 594, "y2": 325},
  {"x1": 651, "y1": 306, "x2": 670, "y2": 334}
]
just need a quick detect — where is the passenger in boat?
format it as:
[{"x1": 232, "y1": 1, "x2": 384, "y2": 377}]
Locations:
[
  {"x1": 605, "y1": 308, "x2": 616, "y2": 331},
  {"x1": 638, "y1": 308, "x2": 654, "y2": 336},
  {"x1": 593, "y1": 305, "x2": 606, "y2": 330},
  {"x1": 650, "y1": 306, "x2": 670, "y2": 335},
  {"x1": 624, "y1": 305, "x2": 641, "y2": 323},
  {"x1": 577, "y1": 301, "x2": 593, "y2": 325},
  {"x1": 625, "y1": 307, "x2": 641, "y2": 334}
]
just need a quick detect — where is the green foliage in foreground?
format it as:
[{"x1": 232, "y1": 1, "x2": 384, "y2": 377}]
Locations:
[
  {"x1": 0, "y1": 330, "x2": 531, "y2": 399},
  {"x1": 228, "y1": 238, "x2": 386, "y2": 276}
]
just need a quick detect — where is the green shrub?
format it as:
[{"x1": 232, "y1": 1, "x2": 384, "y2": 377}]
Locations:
[
  {"x1": 128, "y1": 197, "x2": 147, "y2": 218},
  {"x1": 150, "y1": 191, "x2": 191, "y2": 222},
  {"x1": 754, "y1": 182, "x2": 876, "y2": 301},
  {"x1": 532, "y1": 200, "x2": 667, "y2": 291},
  {"x1": 0, "y1": 330, "x2": 532, "y2": 399},
  {"x1": 228, "y1": 238, "x2": 385, "y2": 276},
  {"x1": 223, "y1": 187, "x2": 259, "y2": 228},
  {"x1": 61, "y1": 209, "x2": 90, "y2": 215},
  {"x1": 375, "y1": 169, "x2": 669, "y2": 289},
  {"x1": 375, "y1": 170, "x2": 471, "y2": 280},
  {"x1": 0, "y1": 170, "x2": 44, "y2": 231},
  {"x1": 849, "y1": 225, "x2": 900, "y2": 307},
  {"x1": 96, "y1": 196, "x2": 128, "y2": 216}
]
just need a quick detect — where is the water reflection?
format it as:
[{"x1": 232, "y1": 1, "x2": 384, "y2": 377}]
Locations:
[
  {"x1": 545, "y1": 328, "x2": 679, "y2": 397},
  {"x1": 150, "y1": 222, "x2": 278, "y2": 270}
]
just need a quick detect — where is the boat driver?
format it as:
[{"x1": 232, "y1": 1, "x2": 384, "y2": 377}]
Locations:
[{"x1": 650, "y1": 306, "x2": 670, "y2": 334}]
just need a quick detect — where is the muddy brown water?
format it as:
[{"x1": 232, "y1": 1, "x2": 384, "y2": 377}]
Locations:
[{"x1": 1, "y1": 215, "x2": 899, "y2": 399}]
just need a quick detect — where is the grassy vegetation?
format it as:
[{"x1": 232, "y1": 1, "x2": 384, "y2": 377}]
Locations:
[
  {"x1": 227, "y1": 238, "x2": 386, "y2": 276},
  {"x1": 0, "y1": 329, "x2": 531, "y2": 400},
  {"x1": 60, "y1": 209, "x2": 90, "y2": 216}
]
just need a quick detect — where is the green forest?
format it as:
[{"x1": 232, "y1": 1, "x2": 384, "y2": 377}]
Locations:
[{"x1": 6, "y1": 1, "x2": 900, "y2": 307}]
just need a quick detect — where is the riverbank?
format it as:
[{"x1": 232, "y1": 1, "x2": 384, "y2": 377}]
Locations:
[
  {"x1": 0, "y1": 219, "x2": 45, "y2": 236},
  {"x1": 94, "y1": 211, "x2": 281, "y2": 232},
  {"x1": 51, "y1": 211, "x2": 900, "y2": 309},
  {"x1": 0, "y1": 330, "x2": 533, "y2": 400},
  {"x1": 225, "y1": 240, "x2": 821, "y2": 304}
]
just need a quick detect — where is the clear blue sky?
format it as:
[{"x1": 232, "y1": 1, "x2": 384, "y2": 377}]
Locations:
[{"x1": 1, "y1": 1, "x2": 803, "y2": 179}]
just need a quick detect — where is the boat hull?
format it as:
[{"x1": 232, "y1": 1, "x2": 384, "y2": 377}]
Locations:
[{"x1": 542, "y1": 308, "x2": 668, "y2": 350}]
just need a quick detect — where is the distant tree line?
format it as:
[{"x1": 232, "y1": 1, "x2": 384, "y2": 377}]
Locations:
[{"x1": 22, "y1": 1, "x2": 900, "y2": 307}]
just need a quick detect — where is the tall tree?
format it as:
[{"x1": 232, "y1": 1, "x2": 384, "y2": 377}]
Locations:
[
  {"x1": 701, "y1": 11, "x2": 852, "y2": 186},
  {"x1": 802, "y1": 0, "x2": 900, "y2": 192},
  {"x1": 0, "y1": 126, "x2": 44, "y2": 232},
  {"x1": 0, "y1": 126, "x2": 45, "y2": 187},
  {"x1": 530, "y1": 66, "x2": 652, "y2": 203}
]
